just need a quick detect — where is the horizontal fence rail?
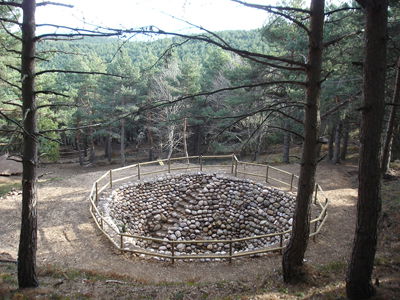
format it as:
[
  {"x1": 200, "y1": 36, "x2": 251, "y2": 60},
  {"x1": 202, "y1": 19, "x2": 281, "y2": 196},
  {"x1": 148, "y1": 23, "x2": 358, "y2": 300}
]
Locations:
[{"x1": 88, "y1": 154, "x2": 329, "y2": 263}]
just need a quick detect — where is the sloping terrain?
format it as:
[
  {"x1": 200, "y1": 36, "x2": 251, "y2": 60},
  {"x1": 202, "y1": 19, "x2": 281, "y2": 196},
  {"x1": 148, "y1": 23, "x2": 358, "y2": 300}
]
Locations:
[{"x1": 0, "y1": 161, "x2": 398, "y2": 299}]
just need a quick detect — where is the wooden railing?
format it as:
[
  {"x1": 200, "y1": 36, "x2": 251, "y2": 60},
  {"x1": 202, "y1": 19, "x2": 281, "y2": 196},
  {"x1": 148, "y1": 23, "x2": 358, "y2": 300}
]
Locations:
[{"x1": 89, "y1": 154, "x2": 329, "y2": 262}]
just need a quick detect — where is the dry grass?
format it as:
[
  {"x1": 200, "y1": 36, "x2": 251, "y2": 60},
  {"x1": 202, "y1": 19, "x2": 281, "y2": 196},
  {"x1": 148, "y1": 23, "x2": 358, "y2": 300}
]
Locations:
[{"x1": 0, "y1": 159, "x2": 399, "y2": 299}]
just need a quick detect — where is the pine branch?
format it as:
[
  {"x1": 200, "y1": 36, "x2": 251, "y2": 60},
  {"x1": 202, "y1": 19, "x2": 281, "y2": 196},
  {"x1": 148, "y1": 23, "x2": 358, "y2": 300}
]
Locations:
[
  {"x1": 35, "y1": 69, "x2": 125, "y2": 78},
  {"x1": 142, "y1": 39, "x2": 191, "y2": 72},
  {"x1": 2, "y1": 101, "x2": 22, "y2": 107},
  {"x1": 267, "y1": 125, "x2": 304, "y2": 140},
  {"x1": 211, "y1": 102, "x2": 304, "y2": 125},
  {"x1": 0, "y1": 21, "x2": 21, "y2": 41},
  {"x1": 0, "y1": 17, "x2": 21, "y2": 25},
  {"x1": 6, "y1": 64, "x2": 21, "y2": 73},
  {"x1": 239, "y1": 113, "x2": 272, "y2": 150},
  {"x1": 39, "y1": 80, "x2": 306, "y2": 134},
  {"x1": 36, "y1": 1, "x2": 73, "y2": 8},
  {"x1": 231, "y1": 0, "x2": 310, "y2": 14},
  {"x1": 39, "y1": 122, "x2": 104, "y2": 133},
  {"x1": 105, "y1": 26, "x2": 308, "y2": 70},
  {"x1": 323, "y1": 30, "x2": 362, "y2": 48},
  {"x1": 230, "y1": 0, "x2": 310, "y2": 35},
  {"x1": 34, "y1": 90, "x2": 69, "y2": 97},
  {"x1": 167, "y1": 14, "x2": 233, "y2": 48},
  {"x1": 0, "y1": 127, "x2": 20, "y2": 133},
  {"x1": 0, "y1": 76, "x2": 21, "y2": 90},
  {"x1": 0, "y1": 111, "x2": 31, "y2": 138},
  {"x1": 0, "y1": 1, "x2": 22, "y2": 7},
  {"x1": 37, "y1": 132, "x2": 62, "y2": 144},
  {"x1": 37, "y1": 49, "x2": 87, "y2": 56},
  {"x1": 37, "y1": 103, "x2": 78, "y2": 109},
  {"x1": 35, "y1": 25, "x2": 123, "y2": 41},
  {"x1": 325, "y1": 6, "x2": 362, "y2": 16},
  {"x1": 321, "y1": 98, "x2": 353, "y2": 120},
  {"x1": 1, "y1": 46, "x2": 21, "y2": 55}
]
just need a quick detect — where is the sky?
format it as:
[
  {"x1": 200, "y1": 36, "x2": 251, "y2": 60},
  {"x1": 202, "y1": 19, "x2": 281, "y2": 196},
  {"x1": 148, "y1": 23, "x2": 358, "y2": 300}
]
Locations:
[{"x1": 35, "y1": 0, "x2": 277, "y2": 35}]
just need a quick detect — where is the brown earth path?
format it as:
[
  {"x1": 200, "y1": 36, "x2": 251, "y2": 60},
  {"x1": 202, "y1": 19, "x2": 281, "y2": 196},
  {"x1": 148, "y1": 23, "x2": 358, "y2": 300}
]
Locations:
[{"x1": 0, "y1": 160, "x2": 358, "y2": 285}]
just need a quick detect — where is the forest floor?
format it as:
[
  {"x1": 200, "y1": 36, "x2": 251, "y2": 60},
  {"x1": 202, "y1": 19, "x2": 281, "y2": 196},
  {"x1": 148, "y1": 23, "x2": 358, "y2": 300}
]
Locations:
[{"x1": 0, "y1": 157, "x2": 399, "y2": 299}]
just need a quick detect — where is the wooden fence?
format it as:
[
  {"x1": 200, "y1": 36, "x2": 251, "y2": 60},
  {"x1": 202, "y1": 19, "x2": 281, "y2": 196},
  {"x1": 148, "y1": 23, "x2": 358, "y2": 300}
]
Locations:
[{"x1": 89, "y1": 154, "x2": 329, "y2": 263}]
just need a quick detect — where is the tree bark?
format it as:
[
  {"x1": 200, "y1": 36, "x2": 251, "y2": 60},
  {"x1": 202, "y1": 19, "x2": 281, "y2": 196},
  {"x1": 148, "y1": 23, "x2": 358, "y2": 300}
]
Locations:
[
  {"x1": 83, "y1": 135, "x2": 88, "y2": 158},
  {"x1": 183, "y1": 118, "x2": 189, "y2": 164},
  {"x1": 328, "y1": 126, "x2": 335, "y2": 161},
  {"x1": 282, "y1": 0, "x2": 324, "y2": 283},
  {"x1": 147, "y1": 127, "x2": 154, "y2": 161},
  {"x1": 166, "y1": 125, "x2": 175, "y2": 160},
  {"x1": 120, "y1": 98, "x2": 126, "y2": 166},
  {"x1": 381, "y1": 57, "x2": 400, "y2": 175},
  {"x1": 332, "y1": 121, "x2": 342, "y2": 164},
  {"x1": 107, "y1": 127, "x2": 112, "y2": 163},
  {"x1": 88, "y1": 127, "x2": 96, "y2": 164},
  {"x1": 18, "y1": 0, "x2": 39, "y2": 288},
  {"x1": 346, "y1": 1, "x2": 388, "y2": 299},
  {"x1": 193, "y1": 125, "x2": 202, "y2": 155},
  {"x1": 76, "y1": 130, "x2": 84, "y2": 166},
  {"x1": 283, "y1": 121, "x2": 291, "y2": 163},
  {"x1": 340, "y1": 121, "x2": 349, "y2": 161}
]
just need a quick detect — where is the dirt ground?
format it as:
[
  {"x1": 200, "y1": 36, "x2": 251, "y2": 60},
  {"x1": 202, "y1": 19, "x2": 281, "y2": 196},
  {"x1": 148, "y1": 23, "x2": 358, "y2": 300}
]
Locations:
[{"x1": 0, "y1": 159, "x2": 399, "y2": 299}]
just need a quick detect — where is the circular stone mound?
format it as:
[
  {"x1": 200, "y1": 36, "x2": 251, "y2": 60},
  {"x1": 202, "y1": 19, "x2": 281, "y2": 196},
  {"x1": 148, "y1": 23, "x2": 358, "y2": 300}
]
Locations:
[{"x1": 104, "y1": 172, "x2": 295, "y2": 256}]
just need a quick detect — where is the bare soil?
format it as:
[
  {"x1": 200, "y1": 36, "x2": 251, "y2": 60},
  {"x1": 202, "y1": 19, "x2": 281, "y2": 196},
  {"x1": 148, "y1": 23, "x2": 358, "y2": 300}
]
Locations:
[{"x1": 0, "y1": 159, "x2": 399, "y2": 299}]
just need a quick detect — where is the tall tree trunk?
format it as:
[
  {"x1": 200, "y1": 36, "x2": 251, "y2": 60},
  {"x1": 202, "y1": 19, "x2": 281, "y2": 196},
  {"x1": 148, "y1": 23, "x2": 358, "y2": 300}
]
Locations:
[
  {"x1": 283, "y1": 121, "x2": 291, "y2": 163},
  {"x1": 194, "y1": 125, "x2": 201, "y2": 155},
  {"x1": 120, "y1": 118, "x2": 126, "y2": 166},
  {"x1": 253, "y1": 132, "x2": 263, "y2": 162},
  {"x1": 282, "y1": 0, "x2": 324, "y2": 283},
  {"x1": 83, "y1": 134, "x2": 88, "y2": 158},
  {"x1": 183, "y1": 118, "x2": 189, "y2": 164},
  {"x1": 107, "y1": 127, "x2": 112, "y2": 163},
  {"x1": 332, "y1": 121, "x2": 342, "y2": 164},
  {"x1": 120, "y1": 97, "x2": 126, "y2": 166},
  {"x1": 381, "y1": 57, "x2": 400, "y2": 175},
  {"x1": 328, "y1": 126, "x2": 335, "y2": 160},
  {"x1": 147, "y1": 128, "x2": 154, "y2": 161},
  {"x1": 166, "y1": 125, "x2": 175, "y2": 160},
  {"x1": 340, "y1": 121, "x2": 349, "y2": 161},
  {"x1": 88, "y1": 127, "x2": 96, "y2": 164},
  {"x1": 18, "y1": 0, "x2": 39, "y2": 288},
  {"x1": 76, "y1": 130, "x2": 84, "y2": 166},
  {"x1": 346, "y1": 1, "x2": 388, "y2": 299}
]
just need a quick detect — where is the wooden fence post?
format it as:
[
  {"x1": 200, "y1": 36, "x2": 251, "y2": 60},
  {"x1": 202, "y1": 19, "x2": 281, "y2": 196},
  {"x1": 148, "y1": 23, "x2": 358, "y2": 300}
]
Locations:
[
  {"x1": 168, "y1": 159, "x2": 171, "y2": 173},
  {"x1": 290, "y1": 173, "x2": 294, "y2": 191},
  {"x1": 234, "y1": 159, "x2": 238, "y2": 177},
  {"x1": 313, "y1": 221, "x2": 318, "y2": 242},
  {"x1": 279, "y1": 233, "x2": 283, "y2": 254},
  {"x1": 314, "y1": 183, "x2": 318, "y2": 204},
  {"x1": 171, "y1": 243, "x2": 175, "y2": 264},
  {"x1": 229, "y1": 240, "x2": 233, "y2": 263},
  {"x1": 109, "y1": 170, "x2": 113, "y2": 188},
  {"x1": 138, "y1": 163, "x2": 141, "y2": 180},
  {"x1": 266, "y1": 165, "x2": 269, "y2": 183},
  {"x1": 95, "y1": 182, "x2": 98, "y2": 203},
  {"x1": 120, "y1": 235, "x2": 124, "y2": 251},
  {"x1": 231, "y1": 155, "x2": 235, "y2": 174},
  {"x1": 199, "y1": 155, "x2": 203, "y2": 171}
]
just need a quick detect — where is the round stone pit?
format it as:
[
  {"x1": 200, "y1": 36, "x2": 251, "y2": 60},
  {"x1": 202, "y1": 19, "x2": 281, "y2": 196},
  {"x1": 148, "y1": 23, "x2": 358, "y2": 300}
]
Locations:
[{"x1": 100, "y1": 172, "x2": 295, "y2": 258}]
